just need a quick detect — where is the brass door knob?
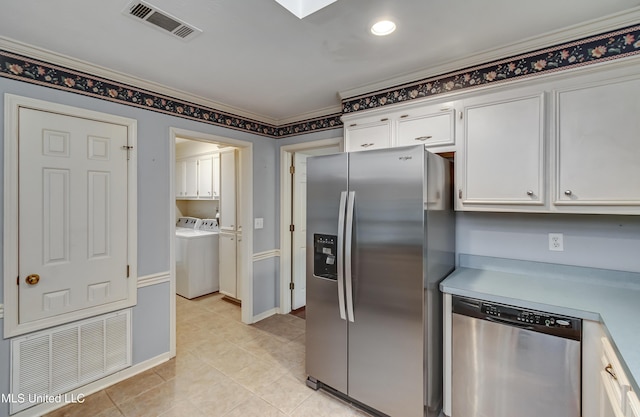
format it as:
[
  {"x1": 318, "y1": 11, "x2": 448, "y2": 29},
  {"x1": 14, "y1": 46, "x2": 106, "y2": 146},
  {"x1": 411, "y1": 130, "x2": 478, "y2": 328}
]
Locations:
[{"x1": 25, "y1": 274, "x2": 40, "y2": 285}]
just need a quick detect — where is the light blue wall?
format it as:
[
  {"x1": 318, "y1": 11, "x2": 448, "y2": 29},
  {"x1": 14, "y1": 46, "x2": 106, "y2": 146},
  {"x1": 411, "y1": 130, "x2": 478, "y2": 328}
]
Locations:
[
  {"x1": 132, "y1": 283, "x2": 171, "y2": 364},
  {"x1": 456, "y1": 212, "x2": 640, "y2": 273}
]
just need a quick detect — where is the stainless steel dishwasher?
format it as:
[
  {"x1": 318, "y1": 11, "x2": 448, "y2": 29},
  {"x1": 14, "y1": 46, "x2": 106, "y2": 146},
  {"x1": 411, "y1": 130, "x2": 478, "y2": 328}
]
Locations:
[{"x1": 451, "y1": 295, "x2": 582, "y2": 417}]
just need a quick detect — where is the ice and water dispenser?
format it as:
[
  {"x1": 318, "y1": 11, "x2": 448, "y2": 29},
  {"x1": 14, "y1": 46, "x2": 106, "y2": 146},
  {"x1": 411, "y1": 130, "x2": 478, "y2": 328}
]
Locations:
[{"x1": 313, "y1": 234, "x2": 337, "y2": 280}]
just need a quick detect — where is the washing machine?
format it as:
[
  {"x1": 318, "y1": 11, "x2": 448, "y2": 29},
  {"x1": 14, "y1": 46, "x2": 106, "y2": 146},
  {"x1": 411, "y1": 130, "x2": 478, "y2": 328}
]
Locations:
[{"x1": 175, "y1": 217, "x2": 219, "y2": 299}]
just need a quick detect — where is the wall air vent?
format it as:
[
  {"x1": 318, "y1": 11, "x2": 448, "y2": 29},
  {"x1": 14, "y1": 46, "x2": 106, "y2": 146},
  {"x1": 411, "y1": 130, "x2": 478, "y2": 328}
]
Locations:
[
  {"x1": 123, "y1": 0, "x2": 202, "y2": 41},
  {"x1": 10, "y1": 310, "x2": 131, "y2": 414}
]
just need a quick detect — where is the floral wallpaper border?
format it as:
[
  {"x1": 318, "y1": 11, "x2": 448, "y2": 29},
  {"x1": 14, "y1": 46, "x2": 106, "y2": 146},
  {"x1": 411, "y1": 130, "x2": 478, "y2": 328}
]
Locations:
[
  {"x1": 0, "y1": 49, "x2": 342, "y2": 138},
  {"x1": 1, "y1": 23, "x2": 639, "y2": 138},
  {"x1": 343, "y1": 24, "x2": 640, "y2": 114}
]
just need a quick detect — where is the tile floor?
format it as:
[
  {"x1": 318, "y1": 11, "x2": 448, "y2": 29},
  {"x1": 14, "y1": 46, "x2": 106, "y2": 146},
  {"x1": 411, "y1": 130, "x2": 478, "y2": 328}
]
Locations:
[{"x1": 45, "y1": 293, "x2": 373, "y2": 417}]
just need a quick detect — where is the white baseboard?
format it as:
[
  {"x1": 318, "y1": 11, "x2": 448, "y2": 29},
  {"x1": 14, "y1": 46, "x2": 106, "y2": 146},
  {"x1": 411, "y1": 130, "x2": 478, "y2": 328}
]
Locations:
[
  {"x1": 12, "y1": 352, "x2": 173, "y2": 417},
  {"x1": 252, "y1": 307, "x2": 278, "y2": 323}
]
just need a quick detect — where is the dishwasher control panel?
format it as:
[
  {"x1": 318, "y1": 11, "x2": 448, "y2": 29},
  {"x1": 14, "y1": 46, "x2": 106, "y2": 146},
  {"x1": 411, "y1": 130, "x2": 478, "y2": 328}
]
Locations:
[
  {"x1": 452, "y1": 296, "x2": 582, "y2": 341},
  {"x1": 481, "y1": 303, "x2": 572, "y2": 328}
]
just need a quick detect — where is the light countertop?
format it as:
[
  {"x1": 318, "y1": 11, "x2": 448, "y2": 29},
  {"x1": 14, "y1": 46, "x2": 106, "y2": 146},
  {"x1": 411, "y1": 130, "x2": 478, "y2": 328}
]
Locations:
[{"x1": 440, "y1": 254, "x2": 640, "y2": 393}]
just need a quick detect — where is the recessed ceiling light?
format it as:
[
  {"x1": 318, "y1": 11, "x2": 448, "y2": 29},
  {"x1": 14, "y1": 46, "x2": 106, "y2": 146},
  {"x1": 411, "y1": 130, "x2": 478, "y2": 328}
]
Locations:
[{"x1": 371, "y1": 20, "x2": 396, "y2": 36}]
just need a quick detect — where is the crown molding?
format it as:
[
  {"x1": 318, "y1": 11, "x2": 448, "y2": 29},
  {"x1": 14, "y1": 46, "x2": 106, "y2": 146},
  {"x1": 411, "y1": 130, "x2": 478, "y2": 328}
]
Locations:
[
  {"x1": 276, "y1": 103, "x2": 343, "y2": 125},
  {"x1": 0, "y1": 36, "x2": 281, "y2": 126},
  {"x1": 339, "y1": 6, "x2": 640, "y2": 100}
]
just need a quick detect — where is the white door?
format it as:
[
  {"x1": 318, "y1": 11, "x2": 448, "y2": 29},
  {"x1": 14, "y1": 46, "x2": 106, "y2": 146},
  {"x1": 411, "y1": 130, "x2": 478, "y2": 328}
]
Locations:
[
  {"x1": 219, "y1": 232, "x2": 237, "y2": 298},
  {"x1": 18, "y1": 108, "x2": 130, "y2": 324},
  {"x1": 291, "y1": 152, "x2": 308, "y2": 310}
]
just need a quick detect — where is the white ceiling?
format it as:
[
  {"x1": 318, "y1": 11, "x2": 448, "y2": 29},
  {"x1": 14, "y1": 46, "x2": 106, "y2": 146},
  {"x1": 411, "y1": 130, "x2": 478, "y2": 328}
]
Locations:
[{"x1": 1, "y1": 0, "x2": 639, "y2": 124}]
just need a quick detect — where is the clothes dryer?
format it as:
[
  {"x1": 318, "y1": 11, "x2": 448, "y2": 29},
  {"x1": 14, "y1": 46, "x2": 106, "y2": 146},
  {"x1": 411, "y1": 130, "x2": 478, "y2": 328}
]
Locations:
[{"x1": 175, "y1": 217, "x2": 219, "y2": 299}]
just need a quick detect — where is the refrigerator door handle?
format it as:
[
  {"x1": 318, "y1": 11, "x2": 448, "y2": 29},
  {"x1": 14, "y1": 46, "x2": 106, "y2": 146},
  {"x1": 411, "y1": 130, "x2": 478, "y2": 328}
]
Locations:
[
  {"x1": 336, "y1": 191, "x2": 348, "y2": 321},
  {"x1": 345, "y1": 191, "x2": 355, "y2": 322}
]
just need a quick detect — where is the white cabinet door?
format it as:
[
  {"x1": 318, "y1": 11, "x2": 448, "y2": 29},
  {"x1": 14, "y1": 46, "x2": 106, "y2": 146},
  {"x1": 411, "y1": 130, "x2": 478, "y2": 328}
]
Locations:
[
  {"x1": 554, "y1": 77, "x2": 640, "y2": 211},
  {"x1": 344, "y1": 116, "x2": 392, "y2": 152},
  {"x1": 235, "y1": 233, "x2": 242, "y2": 301},
  {"x1": 184, "y1": 158, "x2": 199, "y2": 198},
  {"x1": 175, "y1": 160, "x2": 187, "y2": 198},
  {"x1": 219, "y1": 150, "x2": 237, "y2": 232},
  {"x1": 600, "y1": 337, "x2": 632, "y2": 417},
  {"x1": 396, "y1": 107, "x2": 455, "y2": 148},
  {"x1": 212, "y1": 153, "x2": 220, "y2": 199},
  {"x1": 458, "y1": 91, "x2": 545, "y2": 211},
  {"x1": 219, "y1": 232, "x2": 237, "y2": 298},
  {"x1": 197, "y1": 156, "x2": 214, "y2": 199}
]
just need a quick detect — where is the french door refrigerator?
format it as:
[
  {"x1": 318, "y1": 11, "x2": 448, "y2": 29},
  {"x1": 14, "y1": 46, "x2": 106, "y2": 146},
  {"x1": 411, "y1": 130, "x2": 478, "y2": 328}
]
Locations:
[{"x1": 305, "y1": 145, "x2": 455, "y2": 417}]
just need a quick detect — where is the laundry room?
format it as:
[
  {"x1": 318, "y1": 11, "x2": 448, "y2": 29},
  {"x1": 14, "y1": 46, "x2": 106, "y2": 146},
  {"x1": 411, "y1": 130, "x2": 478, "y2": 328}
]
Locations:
[{"x1": 175, "y1": 137, "x2": 242, "y2": 303}]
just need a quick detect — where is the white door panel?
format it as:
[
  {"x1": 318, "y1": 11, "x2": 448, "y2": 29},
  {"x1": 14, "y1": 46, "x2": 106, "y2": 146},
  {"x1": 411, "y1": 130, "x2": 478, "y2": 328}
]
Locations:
[{"x1": 19, "y1": 108, "x2": 129, "y2": 324}]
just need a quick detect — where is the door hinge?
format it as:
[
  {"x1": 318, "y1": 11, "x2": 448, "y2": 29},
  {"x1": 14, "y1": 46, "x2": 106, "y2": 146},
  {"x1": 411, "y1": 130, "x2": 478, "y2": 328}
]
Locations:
[
  {"x1": 289, "y1": 165, "x2": 295, "y2": 174},
  {"x1": 126, "y1": 265, "x2": 130, "y2": 278},
  {"x1": 121, "y1": 145, "x2": 134, "y2": 160},
  {"x1": 17, "y1": 276, "x2": 19, "y2": 285},
  {"x1": 289, "y1": 282, "x2": 295, "y2": 290},
  {"x1": 289, "y1": 224, "x2": 295, "y2": 232}
]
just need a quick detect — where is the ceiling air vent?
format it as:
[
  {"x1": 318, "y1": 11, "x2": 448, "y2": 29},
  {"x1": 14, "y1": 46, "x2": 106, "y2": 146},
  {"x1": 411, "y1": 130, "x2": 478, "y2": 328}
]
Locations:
[{"x1": 123, "y1": 0, "x2": 202, "y2": 41}]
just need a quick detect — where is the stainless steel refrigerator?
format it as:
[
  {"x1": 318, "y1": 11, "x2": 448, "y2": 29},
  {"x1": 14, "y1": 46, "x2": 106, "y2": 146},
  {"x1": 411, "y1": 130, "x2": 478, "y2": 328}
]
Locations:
[{"x1": 305, "y1": 145, "x2": 455, "y2": 417}]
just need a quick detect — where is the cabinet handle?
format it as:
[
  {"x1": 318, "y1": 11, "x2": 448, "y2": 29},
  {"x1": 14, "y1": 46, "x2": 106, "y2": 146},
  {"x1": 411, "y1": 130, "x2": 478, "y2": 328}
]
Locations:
[
  {"x1": 440, "y1": 107, "x2": 450, "y2": 112},
  {"x1": 564, "y1": 190, "x2": 573, "y2": 196},
  {"x1": 527, "y1": 190, "x2": 534, "y2": 196},
  {"x1": 349, "y1": 123, "x2": 357, "y2": 127},
  {"x1": 400, "y1": 114, "x2": 409, "y2": 118},
  {"x1": 415, "y1": 136, "x2": 433, "y2": 141},
  {"x1": 380, "y1": 118, "x2": 388, "y2": 122},
  {"x1": 361, "y1": 143, "x2": 375, "y2": 148},
  {"x1": 458, "y1": 189, "x2": 462, "y2": 199},
  {"x1": 605, "y1": 364, "x2": 617, "y2": 380}
]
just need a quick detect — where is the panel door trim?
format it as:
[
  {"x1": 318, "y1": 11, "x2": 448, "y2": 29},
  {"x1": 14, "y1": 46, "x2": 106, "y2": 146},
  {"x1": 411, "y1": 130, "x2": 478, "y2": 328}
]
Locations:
[{"x1": 4, "y1": 93, "x2": 138, "y2": 338}]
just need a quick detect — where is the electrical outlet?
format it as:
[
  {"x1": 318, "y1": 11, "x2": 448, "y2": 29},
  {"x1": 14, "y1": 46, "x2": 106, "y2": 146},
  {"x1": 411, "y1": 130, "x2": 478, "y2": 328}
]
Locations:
[
  {"x1": 548, "y1": 233, "x2": 564, "y2": 251},
  {"x1": 254, "y1": 218, "x2": 264, "y2": 229}
]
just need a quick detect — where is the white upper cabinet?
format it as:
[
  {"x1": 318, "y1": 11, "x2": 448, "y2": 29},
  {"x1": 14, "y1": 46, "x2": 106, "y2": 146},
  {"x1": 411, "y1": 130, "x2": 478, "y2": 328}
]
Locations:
[
  {"x1": 396, "y1": 106, "x2": 455, "y2": 148},
  {"x1": 457, "y1": 89, "x2": 546, "y2": 211},
  {"x1": 175, "y1": 154, "x2": 220, "y2": 200},
  {"x1": 342, "y1": 100, "x2": 457, "y2": 153},
  {"x1": 342, "y1": 59, "x2": 640, "y2": 215},
  {"x1": 197, "y1": 156, "x2": 213, "y2": 199},
  {"x1": 175, "y1": 159, "x2": 187, "y2": 198},
  {"x1": 344, "y1": 115, "x2": 392, "y2": 152},
  {"x1": 185, "y1": 158, "x2": 199, "y2": 198},
  {"x1": 553, "y1": 76, "x2": 640, "y2": 214}
]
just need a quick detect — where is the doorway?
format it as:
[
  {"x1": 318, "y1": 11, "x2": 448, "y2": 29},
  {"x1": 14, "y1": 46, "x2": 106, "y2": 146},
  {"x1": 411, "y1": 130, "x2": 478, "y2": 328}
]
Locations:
[
  {"x1": 169, "y1": 128, "x2": 253, "y2": 355},
  {"x1": 279, "y1": 138, "x2": 342, "y2": 315}
]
